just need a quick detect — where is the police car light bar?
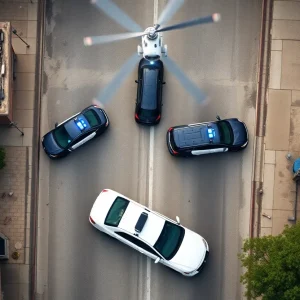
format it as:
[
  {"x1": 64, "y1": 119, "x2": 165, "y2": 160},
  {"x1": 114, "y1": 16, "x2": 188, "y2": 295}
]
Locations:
[
  {"x1": 76, "y1": 118, "x2": 87, "y2": 131},
  {"x1": 208, "y1": 128, "x2": 215, "y2": 139}
]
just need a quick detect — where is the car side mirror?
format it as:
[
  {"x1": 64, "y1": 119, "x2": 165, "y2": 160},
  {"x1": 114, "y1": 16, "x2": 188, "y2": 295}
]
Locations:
[
  {"x1": 55, "y1": 122, "x2": 58, "y2": 128},
  {"x1": 163, "y1": 82, "x2": 166, "y2": 84},
  {"x1": 135, "y1": 80, "x2": 138, "y2": 83},
  {"x1": 154, "y1": 257, "x2": 160, "y2": 264},
  {"x1": 216, "y1": 115, "x2": 221, "y2": 121},
  {"x1": 176, "y1": 216, "x2": 180, "y2": 225}
]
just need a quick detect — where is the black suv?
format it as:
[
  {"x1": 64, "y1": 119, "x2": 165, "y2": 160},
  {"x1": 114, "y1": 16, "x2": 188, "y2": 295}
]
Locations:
[
  {"x1": 135, "y1": 58, "x2": 165, "y2": 125},
  {"x1": 166, "y1": 116, "x2": 248, "y2": 157},
  {"x1": 42, "y1": 105, "x2": 109, "y2": 159}
]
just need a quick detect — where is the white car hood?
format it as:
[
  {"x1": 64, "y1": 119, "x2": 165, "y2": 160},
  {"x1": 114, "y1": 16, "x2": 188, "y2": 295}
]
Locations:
[{"x1": 170, "y1": 228, "x2": 207, "y2": 272}]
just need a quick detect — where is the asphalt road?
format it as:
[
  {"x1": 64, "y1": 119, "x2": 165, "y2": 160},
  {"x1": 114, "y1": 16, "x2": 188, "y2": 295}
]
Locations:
[{"x1": 39, "y1": 0, "x2": 262, "y2": 299}]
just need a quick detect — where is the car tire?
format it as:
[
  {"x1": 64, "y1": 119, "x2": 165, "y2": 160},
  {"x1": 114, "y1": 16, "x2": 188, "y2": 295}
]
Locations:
[{"x1": 230, "y1": 148, "x2": 242, "y2": 152}]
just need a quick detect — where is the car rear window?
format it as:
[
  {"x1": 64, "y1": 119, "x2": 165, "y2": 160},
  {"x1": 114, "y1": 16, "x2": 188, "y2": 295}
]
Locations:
[
  {"x1": 139, "y1": 108, "x2": 158, "y2": 118},
  {"x1": 53, "y1": 126, "x2": 72, "y2": 149},
  {"x1": 105, "y1": 197, "x2": 129, "y2": 227},
  {"x1": 83, "y1": 110, "x2": 100, "y2": 127},
  {"x1": 169, "y1": 130, "x2": 179, "y2": 150}
]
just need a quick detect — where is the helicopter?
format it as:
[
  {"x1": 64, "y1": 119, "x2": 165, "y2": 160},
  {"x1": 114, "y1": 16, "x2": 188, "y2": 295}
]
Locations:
[{"x1": 83, "y1": 0, "x2": 221, "y2": 105}]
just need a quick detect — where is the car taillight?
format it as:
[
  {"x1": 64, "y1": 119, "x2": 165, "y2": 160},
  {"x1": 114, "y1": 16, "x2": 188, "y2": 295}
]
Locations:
[
  {"x1": 135, "y1": 113, "x2": 139, "y2": 120},
  {"x1": 101, "y1": 189, "x2": 108, "y2": 193},
  {"x1": 168, "y1": 127, "x2": 173, "y2": 132},
  {"x1": 89, "y1": 216, "x2": 95, "y2": 224},
  {"x1": 184, "y1": 271, "x2": 194, "y2": 275},
  {"x1": 172, "y1": 149, "x2": 179, "y2": 155},
  {"x1": 156, "y1": 115, "x2": 161, "y2": 121}
]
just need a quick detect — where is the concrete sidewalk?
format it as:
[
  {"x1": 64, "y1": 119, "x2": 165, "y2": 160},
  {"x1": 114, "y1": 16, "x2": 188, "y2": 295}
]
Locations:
[
  {"x1": 0, "y1": 0, "x2": 38, "y2": 299},
  {"x1": 257, "y1": 0, "x2": 300, "y2": 237}
]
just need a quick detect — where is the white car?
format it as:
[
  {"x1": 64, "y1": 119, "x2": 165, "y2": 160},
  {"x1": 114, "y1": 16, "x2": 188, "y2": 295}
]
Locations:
[{"x1": 89, "y1": 189, "x2": 209, "y2": 276}]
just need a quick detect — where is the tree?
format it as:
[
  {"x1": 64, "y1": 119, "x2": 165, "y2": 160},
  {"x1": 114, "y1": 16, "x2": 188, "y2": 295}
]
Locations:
[
  {"x1": 0, "y1": 147, "x2": 5, "y2": 169},
  {"x1": 239, "y1": 222, "x2": 300, "y2": 300}
]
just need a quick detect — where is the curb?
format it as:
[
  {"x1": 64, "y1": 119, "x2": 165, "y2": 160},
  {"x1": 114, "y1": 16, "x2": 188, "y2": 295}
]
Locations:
[
  {"x1": 250, "y1": 0, "x2": 273, "y2": 238},
  {"x1": 30, "y1": 0, "x2": 46, "y2": 299}
]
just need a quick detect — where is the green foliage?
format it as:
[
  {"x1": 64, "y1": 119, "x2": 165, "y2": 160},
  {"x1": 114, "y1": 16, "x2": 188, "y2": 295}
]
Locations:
[
  {"x1": 239, "y1": 222, "x2": 300, "y2": 300},
  {"x1": 0, "y1": 147, "x2": 5, "y2": 169}
]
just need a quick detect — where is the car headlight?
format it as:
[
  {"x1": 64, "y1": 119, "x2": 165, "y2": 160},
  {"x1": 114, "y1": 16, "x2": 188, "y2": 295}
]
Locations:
[
  {"x1": 49, "y1": 154, "x2": 59, "y2": 158},
  {"x1": 183, "y1": 271, "x2": 196, "y2": 275},
  {"x1": 241, "y1": 141, "x2": 248, "y2": 148},
  {"x1": 202, "y1": 238, "x2": 209, "y2": 250}
]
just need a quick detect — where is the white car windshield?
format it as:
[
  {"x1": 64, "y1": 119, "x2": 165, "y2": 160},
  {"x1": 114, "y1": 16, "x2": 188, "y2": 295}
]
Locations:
[{"x1": 154, "y1": 221, "x2": 185, "y2": 260}]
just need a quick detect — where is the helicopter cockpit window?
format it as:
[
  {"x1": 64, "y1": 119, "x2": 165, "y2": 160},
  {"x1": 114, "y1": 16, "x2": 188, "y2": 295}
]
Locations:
[{"x1": 145, "y1": 55, "x2": 160, "y2": 61}]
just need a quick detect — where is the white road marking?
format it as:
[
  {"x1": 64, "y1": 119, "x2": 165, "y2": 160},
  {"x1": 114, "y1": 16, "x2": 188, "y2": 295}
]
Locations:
[
  {"x1": 146, "y1": 127, "x2": 154, "y2": 300},
  {"x1": 146, "y1": 4, "x2": 158, "y2": 300},
  {"x1": 148, "y1": 127, "x2": 155, "y2": 210},
  {"x1": 146, "y1": 113, "x2": 155, "y2": 297}
]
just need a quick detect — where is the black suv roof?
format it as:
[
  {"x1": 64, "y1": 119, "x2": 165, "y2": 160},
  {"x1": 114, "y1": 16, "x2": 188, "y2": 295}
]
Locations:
[
  {"x1": 141, "y1": 68, "x2": 159, "y2": 110},
  {"x1": 173, "y1": 123, "x2": 221, "y2": 148}
]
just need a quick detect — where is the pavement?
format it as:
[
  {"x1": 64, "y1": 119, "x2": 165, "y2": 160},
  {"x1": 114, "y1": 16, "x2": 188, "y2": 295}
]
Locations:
[
  {"x1": 253, "y1": 0, "x2": 300, "y2": 238},
  {"x1": 0, "y1": 0, "x2": 38, "y2": 299},
  {"x1": 41, "y1": 0, "x2": 259, "y2": 299},
  {"x1": 0, "y1": 0, "x2": 299, "y2": 299}
]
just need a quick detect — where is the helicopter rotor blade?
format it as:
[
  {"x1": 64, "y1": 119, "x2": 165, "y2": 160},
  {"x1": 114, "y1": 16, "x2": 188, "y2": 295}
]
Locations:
[
  {"x1": 91, "y1": 0, "x2": 143, "y2": 32},
  {"x1": 84, "y1": 32, "x2": 145, "y2": 46},
  {"x1": 163, "y1": 56, "x2": 206, "y2": 103},
  {"x1": 93, "y1": 53, "x2": 140, "y2": 105},
  {"x1": 157, "y1": 0, "x2": 184, "y2": 27},
  {"x1": 157, "y1": 13, "x2": 221, "y2": 33}
]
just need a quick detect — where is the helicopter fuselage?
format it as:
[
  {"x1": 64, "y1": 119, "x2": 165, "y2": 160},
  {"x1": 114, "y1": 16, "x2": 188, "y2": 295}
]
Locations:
[{"x1": 138, "y1": 27, "x2": 167, "y2": 61}]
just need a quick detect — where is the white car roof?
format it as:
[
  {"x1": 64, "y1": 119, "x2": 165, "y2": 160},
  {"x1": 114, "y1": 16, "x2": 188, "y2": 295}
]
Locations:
[
  {"x1": 119, "y1": 202, "x2": 165, "y2": 246},
  {"x1": 92, "y1": 189, "x2": 165, "y2": 246}
]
